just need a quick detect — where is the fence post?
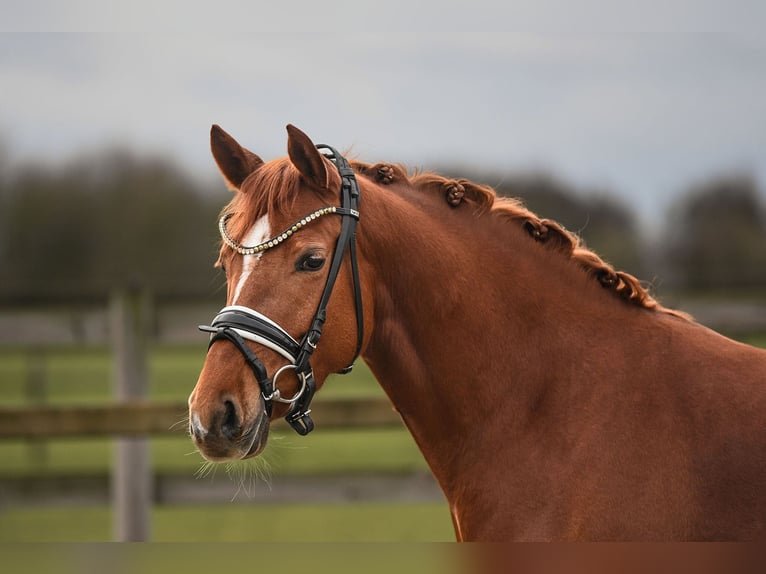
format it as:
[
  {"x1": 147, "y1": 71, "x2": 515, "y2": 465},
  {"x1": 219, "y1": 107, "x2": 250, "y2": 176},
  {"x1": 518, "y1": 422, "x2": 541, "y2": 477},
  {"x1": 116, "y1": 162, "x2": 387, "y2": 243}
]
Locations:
[
  {"x1": 25, "y1": 346, "x2": 48, "y2": 469},
  {"x1": 110, "y1": 287, "x2": 152, "y2": 542}
]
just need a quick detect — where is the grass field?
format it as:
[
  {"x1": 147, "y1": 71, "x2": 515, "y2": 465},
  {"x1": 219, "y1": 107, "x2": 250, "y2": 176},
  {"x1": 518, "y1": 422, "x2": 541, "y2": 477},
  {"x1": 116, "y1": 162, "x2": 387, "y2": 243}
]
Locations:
[{"x1": 0, "y1": 503, "x2": 454, "y2": 542}]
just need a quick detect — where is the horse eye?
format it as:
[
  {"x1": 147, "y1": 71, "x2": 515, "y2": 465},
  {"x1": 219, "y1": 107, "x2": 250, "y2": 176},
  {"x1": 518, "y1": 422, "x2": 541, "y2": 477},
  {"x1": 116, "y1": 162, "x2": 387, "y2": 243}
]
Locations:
[{"x1": 296, "y1": 254, "x2": 326, "y2": 272}]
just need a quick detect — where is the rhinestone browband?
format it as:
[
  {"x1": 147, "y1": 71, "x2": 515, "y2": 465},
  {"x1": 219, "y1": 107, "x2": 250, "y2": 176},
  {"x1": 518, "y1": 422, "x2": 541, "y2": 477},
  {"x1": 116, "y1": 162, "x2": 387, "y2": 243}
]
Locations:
[{"x1": 219, "y1": 207, "x2": 340, "y2": 256}]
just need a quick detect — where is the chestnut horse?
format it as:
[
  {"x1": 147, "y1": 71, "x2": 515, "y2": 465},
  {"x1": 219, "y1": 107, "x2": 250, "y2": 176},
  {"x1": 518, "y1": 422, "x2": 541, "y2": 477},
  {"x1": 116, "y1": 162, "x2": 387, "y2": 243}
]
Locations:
[{"x1": 189, "y1": 124, "x2": 766, "y2": 541}]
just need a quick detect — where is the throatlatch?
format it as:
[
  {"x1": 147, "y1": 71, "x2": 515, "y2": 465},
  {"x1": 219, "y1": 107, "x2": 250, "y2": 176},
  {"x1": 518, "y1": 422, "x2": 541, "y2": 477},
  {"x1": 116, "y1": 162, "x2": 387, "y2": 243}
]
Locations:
[{"x1": 199, "y1": 145, "x2": 363, "y2": 435}]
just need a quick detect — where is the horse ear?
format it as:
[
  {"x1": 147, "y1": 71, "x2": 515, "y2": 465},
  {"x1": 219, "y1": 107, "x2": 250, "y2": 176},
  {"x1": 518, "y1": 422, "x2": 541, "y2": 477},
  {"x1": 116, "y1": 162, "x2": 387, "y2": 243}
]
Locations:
[
  {"x1": 210, "y1": 125, "x2": 264, "y2": 191},
  {"x1": 286, "y1": 124, "x2": 331, "y2": 190}
]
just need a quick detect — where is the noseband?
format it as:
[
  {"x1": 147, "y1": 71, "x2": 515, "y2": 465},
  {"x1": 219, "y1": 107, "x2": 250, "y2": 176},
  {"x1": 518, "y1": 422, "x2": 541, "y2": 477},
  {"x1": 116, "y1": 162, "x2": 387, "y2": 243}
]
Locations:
[{"x1": 199, "y1": 145, "x2": 363, "y2": 435}]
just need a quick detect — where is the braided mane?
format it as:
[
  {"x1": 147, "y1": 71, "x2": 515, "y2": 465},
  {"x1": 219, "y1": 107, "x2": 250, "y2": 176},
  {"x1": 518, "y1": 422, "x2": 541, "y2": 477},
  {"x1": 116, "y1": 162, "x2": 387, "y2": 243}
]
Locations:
[{"x1": 408, "y1": 172, "x2": 682, "y2": 317}]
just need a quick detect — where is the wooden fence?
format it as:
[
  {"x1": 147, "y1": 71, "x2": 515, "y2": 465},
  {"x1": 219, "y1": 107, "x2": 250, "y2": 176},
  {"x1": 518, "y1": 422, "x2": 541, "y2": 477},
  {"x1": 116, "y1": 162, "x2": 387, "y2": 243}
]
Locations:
[{"x1": 0, "y1": 397, "x2": 401, "y2": 439}]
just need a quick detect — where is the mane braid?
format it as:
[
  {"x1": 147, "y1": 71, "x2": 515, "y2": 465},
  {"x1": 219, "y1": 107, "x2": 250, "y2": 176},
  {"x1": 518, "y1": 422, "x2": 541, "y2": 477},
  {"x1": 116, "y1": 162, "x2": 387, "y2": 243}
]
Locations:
[{"x1": 410, "y1": 172, "x2": 683, "y2": 317}]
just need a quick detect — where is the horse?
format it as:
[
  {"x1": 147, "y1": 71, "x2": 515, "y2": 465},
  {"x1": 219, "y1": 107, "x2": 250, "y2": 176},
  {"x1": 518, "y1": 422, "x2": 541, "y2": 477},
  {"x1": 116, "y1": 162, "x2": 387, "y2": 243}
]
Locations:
[{"x1": 188, "y1": 124, "x2": 766, "y2": 541}]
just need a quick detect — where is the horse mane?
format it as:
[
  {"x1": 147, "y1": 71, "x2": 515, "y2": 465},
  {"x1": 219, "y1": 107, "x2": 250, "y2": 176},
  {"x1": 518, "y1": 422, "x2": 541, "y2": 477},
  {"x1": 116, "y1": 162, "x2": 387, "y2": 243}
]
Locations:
[
  {"x1": 408, "y1": 172, "x2": 684, "y2": 317},
  {"x1": 223, "y1": 156, "x2": 683, "y2": 318}
]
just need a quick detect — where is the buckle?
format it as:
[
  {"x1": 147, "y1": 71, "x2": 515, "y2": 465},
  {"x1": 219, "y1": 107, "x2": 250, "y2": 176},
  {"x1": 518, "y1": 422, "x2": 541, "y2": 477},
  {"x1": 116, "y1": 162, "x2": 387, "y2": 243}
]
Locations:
[
  {"x1": 338, "y1": 166, "x2": 355, "y2": 178},
  {"x1": 307, "y1": 335, "x2": 318, "y2": 350},
  {"x1": 286, "y1": 410, "x2": 314, "y2": 436}
]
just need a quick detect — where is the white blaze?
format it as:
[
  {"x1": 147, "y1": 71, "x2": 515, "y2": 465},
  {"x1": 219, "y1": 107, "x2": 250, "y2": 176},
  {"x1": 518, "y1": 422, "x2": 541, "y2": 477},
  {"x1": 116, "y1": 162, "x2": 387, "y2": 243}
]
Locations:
[{"x1": 231, "y1": 214, "x2": 270, "y2": 304}]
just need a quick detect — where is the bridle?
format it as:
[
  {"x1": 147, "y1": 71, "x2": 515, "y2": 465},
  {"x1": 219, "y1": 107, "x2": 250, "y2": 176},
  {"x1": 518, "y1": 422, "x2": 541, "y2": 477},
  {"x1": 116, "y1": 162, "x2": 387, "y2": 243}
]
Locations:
[{"x1": 199, "y1": 145, "x2": 363, "y2": 436}]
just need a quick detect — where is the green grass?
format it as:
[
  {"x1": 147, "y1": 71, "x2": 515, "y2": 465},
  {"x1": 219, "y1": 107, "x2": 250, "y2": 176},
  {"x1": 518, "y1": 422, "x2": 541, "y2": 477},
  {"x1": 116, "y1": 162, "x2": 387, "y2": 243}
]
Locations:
[
  {"x1": 0, "y1": 545, "x2": 457, "y2": 574},
  {"x1": 0, "y1": 502, "x2": 454, "y2": 542}
]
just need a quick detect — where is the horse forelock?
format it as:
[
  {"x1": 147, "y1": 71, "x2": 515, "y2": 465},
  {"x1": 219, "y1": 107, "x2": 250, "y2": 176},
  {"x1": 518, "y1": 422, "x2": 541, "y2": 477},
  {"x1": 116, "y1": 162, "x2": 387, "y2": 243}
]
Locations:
[{"x1": 220, "y1": 158, "x2": 303, "y2": 246}]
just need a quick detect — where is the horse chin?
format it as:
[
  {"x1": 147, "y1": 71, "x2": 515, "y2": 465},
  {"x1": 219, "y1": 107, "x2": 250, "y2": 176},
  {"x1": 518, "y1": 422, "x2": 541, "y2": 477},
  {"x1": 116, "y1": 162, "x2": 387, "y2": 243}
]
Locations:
[{"x1": 240, "y1": 408, "x2": 270, "y2": 459}]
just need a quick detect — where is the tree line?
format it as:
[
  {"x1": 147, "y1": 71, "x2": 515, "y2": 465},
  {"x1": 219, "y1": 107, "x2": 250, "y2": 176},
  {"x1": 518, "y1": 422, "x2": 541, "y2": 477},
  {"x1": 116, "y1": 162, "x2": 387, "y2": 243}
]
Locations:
[
  {"x1": 0, "y1": 150, "x2": 223, "y2": 303},
  {"x1": 0, "y1": 147, "x2": 764, "y2": 304}
]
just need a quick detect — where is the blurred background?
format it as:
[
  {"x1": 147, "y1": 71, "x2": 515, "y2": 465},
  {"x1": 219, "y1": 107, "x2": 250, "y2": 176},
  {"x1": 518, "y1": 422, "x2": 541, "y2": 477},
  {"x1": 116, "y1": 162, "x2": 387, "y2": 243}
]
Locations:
[{"x1": 1, "y1": 1, "x2": 765, "y2": 543}]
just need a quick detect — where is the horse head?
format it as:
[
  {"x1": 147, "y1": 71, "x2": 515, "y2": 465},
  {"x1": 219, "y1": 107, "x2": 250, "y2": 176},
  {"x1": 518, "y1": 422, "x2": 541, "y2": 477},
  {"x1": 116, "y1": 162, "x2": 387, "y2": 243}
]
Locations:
[{"x1": 188, "y1": 125, "x2": 368, "y2": 461}]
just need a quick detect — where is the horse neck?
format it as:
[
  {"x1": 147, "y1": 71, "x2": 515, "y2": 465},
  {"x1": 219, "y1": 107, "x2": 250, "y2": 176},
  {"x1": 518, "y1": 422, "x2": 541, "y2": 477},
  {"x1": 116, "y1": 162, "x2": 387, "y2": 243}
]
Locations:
[{"x1": 358, "y1": 186, "x2": 633, "y2": 496}]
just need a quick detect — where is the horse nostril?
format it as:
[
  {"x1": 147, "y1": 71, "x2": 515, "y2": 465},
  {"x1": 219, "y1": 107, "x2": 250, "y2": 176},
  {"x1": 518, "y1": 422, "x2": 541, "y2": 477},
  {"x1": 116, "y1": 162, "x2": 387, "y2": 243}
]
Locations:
[
  {"x1": 190, "y1": 411, "x2": 207, "y2": 440},
  {"x1": 221, "y1": 399, "x2": 240, "y2": 439}
]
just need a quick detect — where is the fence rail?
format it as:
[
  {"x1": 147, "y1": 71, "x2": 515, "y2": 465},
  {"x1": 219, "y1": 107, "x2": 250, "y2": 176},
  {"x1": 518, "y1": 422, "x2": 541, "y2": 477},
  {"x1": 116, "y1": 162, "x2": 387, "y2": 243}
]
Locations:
[{"x1": 0, "y1": 398, "x2": 402, "y2": 439}]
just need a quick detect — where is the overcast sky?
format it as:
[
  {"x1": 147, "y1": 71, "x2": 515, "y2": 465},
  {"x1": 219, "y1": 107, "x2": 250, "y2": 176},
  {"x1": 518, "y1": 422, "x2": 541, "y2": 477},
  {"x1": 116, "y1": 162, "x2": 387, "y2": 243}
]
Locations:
[{"x1": 1, "y1": 1, "x2": 765, "y2": 224}]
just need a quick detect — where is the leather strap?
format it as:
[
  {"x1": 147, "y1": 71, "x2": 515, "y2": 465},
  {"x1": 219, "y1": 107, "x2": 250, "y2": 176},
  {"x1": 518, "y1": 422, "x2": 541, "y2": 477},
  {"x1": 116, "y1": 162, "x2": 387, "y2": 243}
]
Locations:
[{"x1": 207, "y1": 326, "x2": 274, "y2": 415}]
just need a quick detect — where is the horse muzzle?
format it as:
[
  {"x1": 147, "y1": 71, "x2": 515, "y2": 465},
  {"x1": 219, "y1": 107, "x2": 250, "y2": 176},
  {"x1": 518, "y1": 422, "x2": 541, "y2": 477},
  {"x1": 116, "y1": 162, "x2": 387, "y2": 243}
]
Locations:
[{"x1": 189, "y1": 391, "x2": 271, "y2": 462}]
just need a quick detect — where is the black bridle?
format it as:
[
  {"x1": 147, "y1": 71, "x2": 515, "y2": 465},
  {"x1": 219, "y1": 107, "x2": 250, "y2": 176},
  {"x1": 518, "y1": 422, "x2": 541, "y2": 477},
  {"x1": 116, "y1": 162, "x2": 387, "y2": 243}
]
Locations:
[{"x1": 199, "y1": 145, "x2": 363, "y2": 435}]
